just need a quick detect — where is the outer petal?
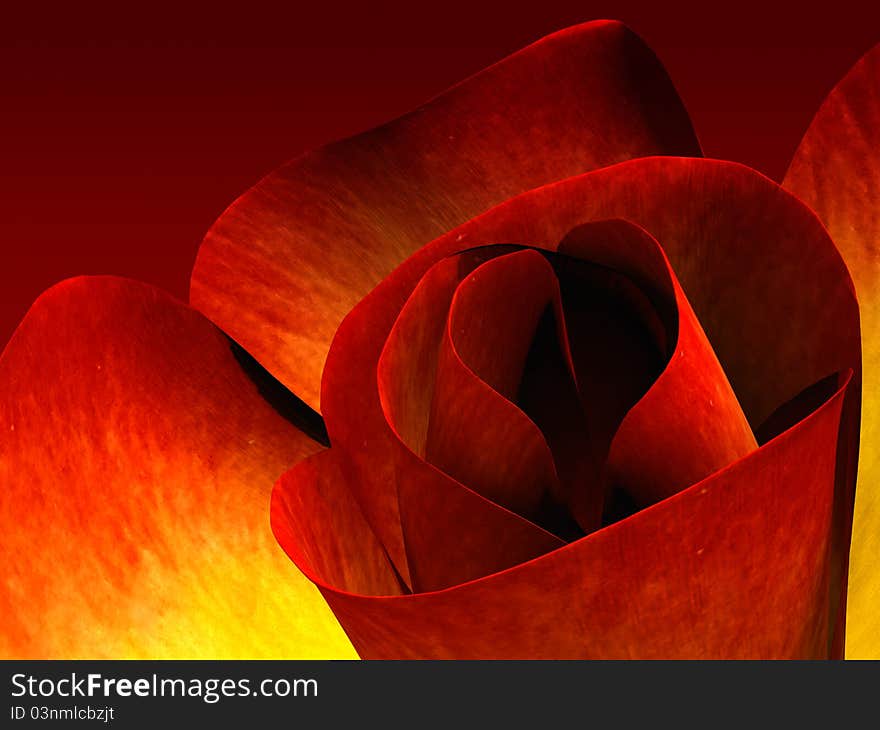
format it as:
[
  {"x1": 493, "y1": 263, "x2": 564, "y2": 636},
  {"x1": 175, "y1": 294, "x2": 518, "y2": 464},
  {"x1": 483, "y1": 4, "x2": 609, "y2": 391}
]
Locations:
[
  {"x1": 274, "y1": 375, "x2": 850, "y2": 658},
  {"x1": 784, "y1": 43, "x2": 880, "y2": 658},
  {"x1": 190, "y1": 20, "x2": 701, "y2": 411},
  {"x1": 0, "y1": 277, "x2": 354, "y2": 658}
]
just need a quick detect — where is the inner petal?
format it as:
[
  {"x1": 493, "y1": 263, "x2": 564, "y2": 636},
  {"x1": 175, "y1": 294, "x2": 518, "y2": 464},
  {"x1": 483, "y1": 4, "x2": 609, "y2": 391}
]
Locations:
[
  {"x1": 521, "y1": 253, "x2": 669, "y2": 532},
  {"x1": 557, "y1": 220, "x2": 758, "y2": 513},
  {"x1": 425, "y1": 249, "x2": 564, "y2": 519},
  {"x1": 377, "y1": 250, "x2": 566, "y2": 591}
]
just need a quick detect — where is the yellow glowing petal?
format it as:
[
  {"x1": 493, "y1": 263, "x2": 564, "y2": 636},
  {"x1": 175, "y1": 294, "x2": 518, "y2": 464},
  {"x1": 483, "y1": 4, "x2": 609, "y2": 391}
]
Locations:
[
  {"x1": 0, "y1": 277, "x2": 355, "y2": 658},
  {"x1": 784, "y1": 42, "x2": 880, "y2": 658}
]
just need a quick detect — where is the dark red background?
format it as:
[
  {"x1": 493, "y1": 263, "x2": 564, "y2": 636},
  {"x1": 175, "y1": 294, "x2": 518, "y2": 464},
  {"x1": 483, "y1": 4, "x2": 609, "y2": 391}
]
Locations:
[{"x1": 1, "y1": 2, "x2": 878, "y2": 352}]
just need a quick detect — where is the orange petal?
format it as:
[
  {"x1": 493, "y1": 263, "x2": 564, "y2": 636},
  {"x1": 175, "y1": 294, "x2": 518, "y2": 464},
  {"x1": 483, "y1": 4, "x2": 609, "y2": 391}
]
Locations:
[
  {"x1": 784, "y1": 42, "x2": 880, "y2": 658},
  {"x1": 0, "y1": 277, "x2": 353, "y2": 658},
  {"x1": 271, "y1": 448, "x2": 405, "y2": 599},
  {"x1": 190, "y1": 20, "x2": 700, "y2": 411}
]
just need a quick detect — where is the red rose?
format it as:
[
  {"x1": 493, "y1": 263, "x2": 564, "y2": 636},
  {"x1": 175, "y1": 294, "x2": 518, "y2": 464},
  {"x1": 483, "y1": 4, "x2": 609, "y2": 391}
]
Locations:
[
  {"x1": 1, "y1": 20, "x2": 876, "y2": 659},
  {"x1": 198, "y1": 21, "x2": 861, "y2": 658},
  {"x1": 266, "y1": 162, "x2": 863, "y2": 657}
]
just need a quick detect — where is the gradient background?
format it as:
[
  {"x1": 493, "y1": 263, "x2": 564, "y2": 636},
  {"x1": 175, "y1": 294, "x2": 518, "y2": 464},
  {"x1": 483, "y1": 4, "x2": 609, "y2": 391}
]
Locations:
[{"x1": 2, "y1": 2, "x2": 878, "y2": 352}]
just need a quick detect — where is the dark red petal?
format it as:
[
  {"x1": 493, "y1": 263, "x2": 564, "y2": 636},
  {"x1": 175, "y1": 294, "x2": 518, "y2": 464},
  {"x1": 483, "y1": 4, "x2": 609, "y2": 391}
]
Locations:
[
  {"x1": 378, "y1": 256, "x2": 463, "y2": 459},
  {"x1": 273, "y1": 374, "x2": 850, "y2": 658},
  {"x1": 784, "y1": 43, "x2": 879, "y2": 658},
  {"x1": 271, "y1": 449, "x2": 404, "y2": 598},
  {"x1": 557, "y1": 221, "x2": 757, "y2": 509},
  {"x1": 378, "y1": 253, "x2": 564, "y2": 591},
  {"x1": 190, "y1": 20, "x2": 700, "y2": 411},
  {"x1": 426, "y1": 250, "x2": 563, "y2": 516},
  {"x1": 0, "y1": 277, "x2": 353, "y2": 658},
  {"x1": 393, "y1": 441, "x2": 565, "y2": 593},
  {"x1": 514, "y1": 299, "x2": 597, "y2": 532}
]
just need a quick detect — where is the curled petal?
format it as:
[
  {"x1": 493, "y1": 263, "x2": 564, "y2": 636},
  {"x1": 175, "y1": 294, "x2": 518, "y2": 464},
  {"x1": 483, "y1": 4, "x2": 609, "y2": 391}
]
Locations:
[
  {"x1": 427, "y1": 250, "x2": 564, "y2": 517},
  {"x1": 379, "y1": 253, "x2": 565, "y2": 591},
  {"x1": 393, "y1": 444, "x2": 566, "y2": 593},
  {"x1": 557, "y1": 221, "x2": 758, "y2": 509},
  {"x1": 271, "y1": 449, "x2": 405, "y2": 598}
]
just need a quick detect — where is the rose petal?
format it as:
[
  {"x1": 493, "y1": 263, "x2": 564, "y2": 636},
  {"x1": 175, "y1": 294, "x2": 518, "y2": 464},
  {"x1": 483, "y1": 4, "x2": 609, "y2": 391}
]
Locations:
[
  {"x1": 783, "y1": 43, "x2": 879, "y2": 658},
  {"x1": 427, "y1": 250, "x2": 564, "y2": 517},
  {"x1": 393, "y1": 443, "x2": 566, "y2": 593},
  {"x1": 273, "y1": 373, "x2": 851, "y2": 658},
  {"x1": 513, "y1": 296, "x2": 596, "y2": 532},
  {"x1": 558, "y1": 221, "x2": 757, "y2": 509},
  {"x1": 0, "y1": 277, "x2": 353, "y2": 658},
  {"x1": 271, "y1": 448, "x2": 405, "y2": 598},
  {"x1": 378, "y1": 253, "x2": 565, "y2": 591},
  {"x1": 190, "y1": 20, "x2": 701, "y2": 411},
  {"x1": 378, "y1": 256, "x2": 464, "y2": 459},
  {"x1": 319, "y1": 157, "x2": 859, "y2": 649},
  {"x1": 550, "y1": 235, "x2": 672, "y2": 525}
]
